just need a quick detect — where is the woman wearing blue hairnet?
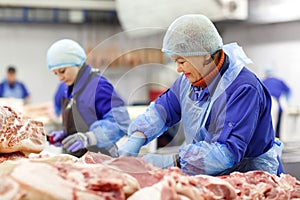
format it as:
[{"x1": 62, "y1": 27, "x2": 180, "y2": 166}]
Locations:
[
  {"x1": 119, "y1": 14, "x2": 284, "y2": 176},
  {"x1": 46, "y1": 39, "x2": 130, "y2": 158}
]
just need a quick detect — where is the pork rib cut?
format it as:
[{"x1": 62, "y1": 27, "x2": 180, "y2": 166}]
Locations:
[{"x1": 0, "y1": 106, "x2": 46, "y2": 154}]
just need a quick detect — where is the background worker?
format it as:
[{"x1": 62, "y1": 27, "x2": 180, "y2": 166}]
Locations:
[
  {"x1": 47, "y1": 39, "x2": 131, "y2": 158},
  {"x1": 262, "y1": 67, "x2": 291, "y2": 138},
  {"x1": 0, "y1": 65, "x2": 30, "y2": 104},
  {"x1": 119, "y1": 14, "x2": 284, "y2": 176}
]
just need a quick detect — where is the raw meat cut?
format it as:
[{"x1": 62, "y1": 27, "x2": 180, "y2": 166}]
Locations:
[
  {"x1": 279, "y1": 173, "x2": 300, "y2": 198},
  {"x1": 219, "y1": 170, "x2": 300, "y2": 199},
  {"x1": 0, "y1": 160, "x2": 139, "y2": 200},
  {"x1": 81, "y1": 152, "x2": 165, "y2": 188},
  {"x1": 29, "y1": 153, "x2": 79, "y2": 164},
  {"x1": 0, "y1": 175, "x2": 26, "y2": 200},
  {"x1": 0, "y1": 152, "x2": 27, "y2": 164},
  {"x1": 128, "y1": 176, "x2": 181, "y2": 200},
  {"x1": 79, "y1": 152, "x2": 300, "y2": 200},
  {"x1": 1, "y1": 150, "x2": 300, "y2": 199},
  {"x1": 0, "y1": 106, "x2": 46, "y2": 154},
  {"x1": 80, "y1": 151, "x2": 113, "y2": 164}
]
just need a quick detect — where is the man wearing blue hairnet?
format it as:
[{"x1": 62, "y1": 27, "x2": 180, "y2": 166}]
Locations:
[
  {"x1": 46, "y1": 39, "x2": 130, "y2": 158},
  {"x1": 119, "y1": 14, "x2": 284, "y2": 176}
]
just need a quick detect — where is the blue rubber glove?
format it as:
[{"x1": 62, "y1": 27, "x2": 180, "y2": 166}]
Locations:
[
  {"x1": 49, "y1": 130, "x2": 67, "y2": 147},
  {"x1": 118, "y1": 135, "x2": 145, "y2": 157},
  {"x1": 142, "y1": 154, "x2": 177, "y2": 169},
  {"x1": 62, "y1": 132, "x2": 97, "y2": 152}
]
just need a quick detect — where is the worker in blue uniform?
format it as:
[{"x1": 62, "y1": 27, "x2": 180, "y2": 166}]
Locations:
[
  {"x1": 46, "y1": 39, "x2": 130, "y2": 158},
  {"x1": 0, "y1": 66, "x2": 30, "y2": 104},
  {"x1": 262, "y1": 68, "x2": 291, "y2": 138},
  {"x1": 119, "y1": 14, "x2": 284, "y2": 176}
]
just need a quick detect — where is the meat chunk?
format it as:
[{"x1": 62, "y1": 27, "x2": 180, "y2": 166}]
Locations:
[
  {"x1": 0, "y1": 175, "x2": 26, "y2": 200},
  {"x1": 128, "y1": 177, "x2": 181, "y2": 200},
  {"x1": 0, "y1": 106, "x2": 46, "y2": 154},
  {"x1": 81, "y1": 152, "x2": 165, "y2": 188},
  {"x1": 80, "y1": 151, "x2": 113, "y2": 164},
  {"x1": 1, "y1": 160, "x2": 139, "y2": 200},
  {"x1": 219, "y1": 170, "x2": 293, "y2": 199},
  {"x1": 0, "y1": 151, "x2": 27, "y2": 164}
]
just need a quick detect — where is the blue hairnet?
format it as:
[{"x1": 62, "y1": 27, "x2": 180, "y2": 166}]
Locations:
[
  {"x1": 46, "y1": 39, "x2": 86, "y2": 70},
  {"x1": 162, "y1": 14, "x2": 223, "y2": 57}
]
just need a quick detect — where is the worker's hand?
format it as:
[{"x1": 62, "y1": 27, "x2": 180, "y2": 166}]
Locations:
[
  {"x1": 142, "y1": 154, "x2": 177, "y2": 169},
  {"x1": 62, "y1": 132, "x2": 97, "y2": 152},
  {"x1": 89, "y1": 120, "x2": 125, "y2": 148},
  {"x1": 48, "y1": 130, "x2": 67, "y2": 147},
  {"x1": 118, "y1": 134, "x2": 145, "y2": 157}
]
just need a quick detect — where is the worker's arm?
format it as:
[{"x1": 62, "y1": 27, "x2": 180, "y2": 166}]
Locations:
[
  {"x1": 61, "y1": 76, "x2": 131, "y2": 152},
  {"x1": 128, "y1": 76, "x2": 183, "y2": 145},
  {"x1": 92, "y1": 76, "x2": 131, "y2": 147},
  {"x1": 119, "y1": 76, "x2": 183, "y2": 157}
]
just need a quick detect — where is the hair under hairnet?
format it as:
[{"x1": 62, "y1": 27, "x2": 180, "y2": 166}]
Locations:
[
  {"x1": 46, "y1": 39, "x2": 86, "y2": 70},
  {"x1": 162, "y1": 14, "x2": 223, "y2": 57}
]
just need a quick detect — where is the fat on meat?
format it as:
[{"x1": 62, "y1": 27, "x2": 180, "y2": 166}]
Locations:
[
  {"x1": 0, "y1": 106, "x2": 46, "y2": 154},
  {"x1": 128, "y1": 176, "x2": 181, "y2": 200},
  {"x1": 3, "y1": 160, "x2": 139, "y2": 200},
  {"x1": 80, "y1": 151, "x2": 113, "y2": 164},
  {"x1": 193, "y1": 174, "x2": 238, "y2": 199},
  {"x1": 29, "y1": 153, "x2": 79, "y2": 164},
  {"x1": 0, "y1": 175, "x2": 26, "y2": 200},
  {"x1": 0, "y1": 152, "x2": 27, "y2": 164},
  {"x1": 219, "y1": 170, "x2": 297, "y2": 199},
  {"x1": 81, "y1": 152, "x2": 165, "y2": 188}
]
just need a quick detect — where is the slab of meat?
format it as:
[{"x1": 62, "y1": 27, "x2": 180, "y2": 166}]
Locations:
[
  {"x1": 29, "y1": 153, "x2": 79, "y2": 164},
  {"x1": 0, "y1": 160, "x2": 139, "y2": 200},
  {"x1": 81, "y1": 153, "x2": 236, "y2": 199},
  {"x1": 0, "y1": 152, "x2": 27, "y2": 164},
  {"x1": 80, "y1": 151, "x2": 113, "y2": 164},
  {"x1": 279, "y1": 173, "x2": 300, "y2": 198},
  {"x1": 192, "y1": 174, "x2": 238, "y2": 199},
  {"x1": 128, "y1": 167, "x2": 237, "y2": 200},
  {"x1": 128, "y1": 176, "x2": 181, "y2": 200},
  {"x1": 219, "y1": 170, "x2": 300, "y2": 199},
  {"x1": 0, "y1": 106, "x2": 46, "y2": 154},
  {"x1": 81, "y1": 152, "x2": 165, "y2": 188},
  {"x1": 1, "y1": 151, "x2": 300, "y2": 200},
  {"x1": 80, "y1": 152, "x2": 300, "y2": 199},
  {"x1": 0, "y1": 175, "x2": 26, "y2": 200}
]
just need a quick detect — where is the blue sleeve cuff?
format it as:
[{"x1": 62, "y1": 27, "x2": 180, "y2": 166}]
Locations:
[
  {"x1": 128, "y1": 102, "x2": 168, "y2": 144},
  {"x1": 179, "y1": 142, "x2": 235, "y2": 175}
]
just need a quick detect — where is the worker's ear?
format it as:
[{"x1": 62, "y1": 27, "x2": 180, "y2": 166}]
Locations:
[{"x1": 203, "y1": 55, "x2": 213, "y2": 66}]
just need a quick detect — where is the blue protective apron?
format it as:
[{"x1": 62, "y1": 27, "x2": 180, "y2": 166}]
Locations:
[
  {"x1": 62, "y1": 64, "x2": 118, "y2": 158},
  {"x1": 181, "y1": 43, "x2": 245, "y2": 144},
  {"x1": 180, "y1": 43, "x2": 282, "y2": 175}
]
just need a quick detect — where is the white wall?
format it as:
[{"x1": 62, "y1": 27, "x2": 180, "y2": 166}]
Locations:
[
  {"x1": 0, "y1": 22, "x2": 173, "y2": 105},
  {"x1": 1, "y1": 20, "x2": 300, "y2": 107},
  {"x1": 0, "y1": 22, "x2": 121, "y2": 104},
  {"x1": 219, "y1": 21, "x2": 300, "y2": 106}
]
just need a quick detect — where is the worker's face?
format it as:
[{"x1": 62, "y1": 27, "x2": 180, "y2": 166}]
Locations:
[
  {"x1": 172, "y1": 55, "x2": 214, "y2": 83},
  {"x1": 52, "y1": 66, "x2": 79, "y2": 86},
  {"x1": 7, "y1": 72, "x2": 16, "y2": 84}
]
